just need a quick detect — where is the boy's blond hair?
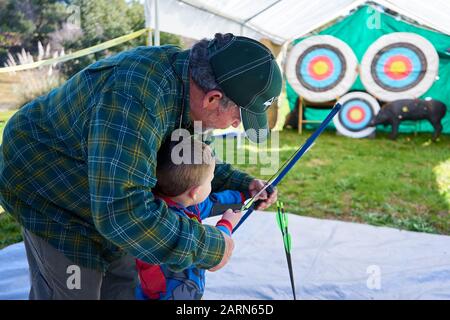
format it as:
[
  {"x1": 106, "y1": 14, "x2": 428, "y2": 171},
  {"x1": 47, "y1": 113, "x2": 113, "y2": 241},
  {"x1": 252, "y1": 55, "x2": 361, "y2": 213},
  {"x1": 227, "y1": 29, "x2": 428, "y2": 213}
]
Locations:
[{"x1": 154, "y1": 138, "x2": 215, "y2": 197}]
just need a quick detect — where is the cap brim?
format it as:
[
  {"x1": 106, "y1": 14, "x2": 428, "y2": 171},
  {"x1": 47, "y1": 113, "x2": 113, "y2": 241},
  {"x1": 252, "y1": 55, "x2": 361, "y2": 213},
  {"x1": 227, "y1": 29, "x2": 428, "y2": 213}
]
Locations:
[{"x1": 240, "y1": 108, "x2": 269, "y2": 143}]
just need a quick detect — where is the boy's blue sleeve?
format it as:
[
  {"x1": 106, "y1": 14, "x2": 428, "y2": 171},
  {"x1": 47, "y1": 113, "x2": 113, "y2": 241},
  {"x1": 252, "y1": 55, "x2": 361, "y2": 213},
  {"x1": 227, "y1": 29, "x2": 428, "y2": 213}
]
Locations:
[
  {"x1": 198, "y1": 190, "x2": 248, "y2": 220},
  {"x1": 216, "y1": 225, "x2": 231, "y2": 236},
  {"x1": 212, "y1": 190, "x2": 247, "y2": 205}
]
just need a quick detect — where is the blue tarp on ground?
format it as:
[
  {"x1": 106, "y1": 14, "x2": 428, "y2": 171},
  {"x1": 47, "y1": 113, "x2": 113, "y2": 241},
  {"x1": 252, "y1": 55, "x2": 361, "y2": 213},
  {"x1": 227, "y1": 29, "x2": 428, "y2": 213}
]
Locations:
[{"x1": 1, "y1": 212, "x2": 449, "y2": 300}]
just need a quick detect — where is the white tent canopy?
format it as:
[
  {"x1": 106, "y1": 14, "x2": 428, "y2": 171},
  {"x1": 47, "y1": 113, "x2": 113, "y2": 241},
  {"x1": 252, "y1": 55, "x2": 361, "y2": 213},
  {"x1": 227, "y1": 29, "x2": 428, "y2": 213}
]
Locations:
[{"x1": 144, "y1": 0, "x2": 450, "y2": 45}]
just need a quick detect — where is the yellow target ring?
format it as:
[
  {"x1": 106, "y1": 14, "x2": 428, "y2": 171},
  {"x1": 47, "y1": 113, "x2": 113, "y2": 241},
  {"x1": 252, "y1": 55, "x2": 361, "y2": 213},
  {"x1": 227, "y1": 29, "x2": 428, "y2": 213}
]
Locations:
[{"x1": 312, "y1": 61, "x2": 330, "y2": 76}]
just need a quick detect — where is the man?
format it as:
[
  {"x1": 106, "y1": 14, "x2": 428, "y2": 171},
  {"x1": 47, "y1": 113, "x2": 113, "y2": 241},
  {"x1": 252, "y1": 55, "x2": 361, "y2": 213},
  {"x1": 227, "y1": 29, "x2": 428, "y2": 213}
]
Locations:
[{"x1": 0, "y1": 33, "x2": 281, "y2": 299}]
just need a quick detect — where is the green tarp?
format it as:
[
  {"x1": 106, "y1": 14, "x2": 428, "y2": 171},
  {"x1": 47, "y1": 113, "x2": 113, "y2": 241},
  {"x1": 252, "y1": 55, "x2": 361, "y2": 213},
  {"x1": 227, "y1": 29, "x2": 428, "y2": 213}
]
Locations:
[{"x1": 286, "y1": 5, "x2": 450, "y2": 134}]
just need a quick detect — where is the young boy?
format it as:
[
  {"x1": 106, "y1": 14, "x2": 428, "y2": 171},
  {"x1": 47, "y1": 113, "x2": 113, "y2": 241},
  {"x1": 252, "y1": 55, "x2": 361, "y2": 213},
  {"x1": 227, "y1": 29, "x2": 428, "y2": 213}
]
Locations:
[{"x1": 135, "y1": 138, "x2": 246, "y2": 300}]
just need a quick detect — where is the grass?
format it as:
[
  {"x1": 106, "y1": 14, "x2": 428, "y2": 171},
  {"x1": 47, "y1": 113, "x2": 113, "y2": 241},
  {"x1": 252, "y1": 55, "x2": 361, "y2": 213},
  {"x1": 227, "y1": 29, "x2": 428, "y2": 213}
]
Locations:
[
  {"x1": 0, "y1": 214, "x2": 22, "y2": 249},
  {"x1": 0, "y1": 109, "x2": 21, "y2": 248},
  {"x1": 0, "y1": 111, "x2": 449, "y2": 250},
  {"x1": 0, "y1": 73, "x2": 22, "y2": 110},
  {"x1": 214, "y1": 128, "x2": 450, "y2": 235},
  {"x1": 0, "y1": 67, "x2": 20, "y2": 248},
  {"x1": 0, "y1": 110, "x2": 17, "y2": 145}
]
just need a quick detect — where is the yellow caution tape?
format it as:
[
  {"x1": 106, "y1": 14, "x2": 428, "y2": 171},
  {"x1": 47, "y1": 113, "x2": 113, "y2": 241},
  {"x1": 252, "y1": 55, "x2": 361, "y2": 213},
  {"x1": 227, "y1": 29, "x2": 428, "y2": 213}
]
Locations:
[{"x1": 0, "y1": 28, "x2": 151, "y2": 73}]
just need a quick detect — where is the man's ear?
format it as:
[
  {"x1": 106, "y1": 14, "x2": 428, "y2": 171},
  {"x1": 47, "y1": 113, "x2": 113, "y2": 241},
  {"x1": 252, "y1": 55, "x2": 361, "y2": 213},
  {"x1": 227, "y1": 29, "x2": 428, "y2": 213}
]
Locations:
[{"x1": 203, "y1": 90, "x2": 223, "y2": 109}]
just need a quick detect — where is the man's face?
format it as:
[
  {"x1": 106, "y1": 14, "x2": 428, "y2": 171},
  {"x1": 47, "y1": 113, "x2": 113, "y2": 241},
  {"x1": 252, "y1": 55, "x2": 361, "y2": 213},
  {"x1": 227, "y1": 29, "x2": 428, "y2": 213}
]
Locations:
[
  {"x1": 190, "y1": 88, "x2": 242, "y2": 130},
  {"x1": 202, "y1": 103, "x2": 241, "y2": 130}
]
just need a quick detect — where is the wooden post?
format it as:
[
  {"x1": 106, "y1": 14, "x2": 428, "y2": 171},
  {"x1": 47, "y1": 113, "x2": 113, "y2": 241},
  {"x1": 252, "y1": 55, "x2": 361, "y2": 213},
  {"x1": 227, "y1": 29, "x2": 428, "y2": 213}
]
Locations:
[{"x1": 298, "y1": 96, "x2": 304, "y2": 135}]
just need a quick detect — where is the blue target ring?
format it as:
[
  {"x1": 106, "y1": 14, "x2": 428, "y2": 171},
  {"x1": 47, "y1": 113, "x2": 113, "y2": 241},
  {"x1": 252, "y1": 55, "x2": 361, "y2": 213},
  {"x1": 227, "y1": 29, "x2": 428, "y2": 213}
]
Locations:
[
  {"x1": 334, "y1": 92, "x2": 380, "y2": 138},
  {"x1": 371, "y1": 43, "x2": 426, "y2": 92},
  {"x1": 339, "y1": 99, "x2": 374, "y2": 132},
  {"x1": 287, "y1": 35, "x2": 358, "y2": 102},
  {"x1": 300, "y1": 48, "x2": 343, "y2": 89},
  {"x1": 296, "y1": 44, "x2": 346, "y2": 92}
]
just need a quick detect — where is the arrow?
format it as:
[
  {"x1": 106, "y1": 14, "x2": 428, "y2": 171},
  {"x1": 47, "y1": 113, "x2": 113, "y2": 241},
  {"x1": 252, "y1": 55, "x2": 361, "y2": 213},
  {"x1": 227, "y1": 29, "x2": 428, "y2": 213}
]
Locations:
[{"x1": 276, "y1": 201, "x2": 296, "y2": 300}]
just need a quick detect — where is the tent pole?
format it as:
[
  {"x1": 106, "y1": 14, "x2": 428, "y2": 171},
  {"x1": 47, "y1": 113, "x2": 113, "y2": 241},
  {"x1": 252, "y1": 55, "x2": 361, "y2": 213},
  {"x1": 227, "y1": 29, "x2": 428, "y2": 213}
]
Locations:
[
  {"x1": 154, "y1": 0, "x2": 160, "y2": 46},
  {"x1": 144, "y1": 0, "x2": 153, "y2": 46}
]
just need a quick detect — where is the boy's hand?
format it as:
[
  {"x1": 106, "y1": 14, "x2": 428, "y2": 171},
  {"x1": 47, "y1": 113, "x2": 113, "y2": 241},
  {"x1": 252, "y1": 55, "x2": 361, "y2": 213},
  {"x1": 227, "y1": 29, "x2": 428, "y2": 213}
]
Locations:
[
  {"x1": 209, "y1": 231, "x2": 234, "y2": 272},
  {"x1": 221, "y1": 208, "x2": 243, "y2": 229},
  {"x1": 209, "y1": 209, "x2": 242, "y2": 272}
]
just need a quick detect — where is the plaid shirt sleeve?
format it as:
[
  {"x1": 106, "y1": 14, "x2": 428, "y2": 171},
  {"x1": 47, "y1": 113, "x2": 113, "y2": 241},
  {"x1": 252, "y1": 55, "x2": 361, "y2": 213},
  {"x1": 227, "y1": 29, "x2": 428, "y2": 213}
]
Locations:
[{"x1": 87, "y1": 89, "x2": 225, "y2": 271}]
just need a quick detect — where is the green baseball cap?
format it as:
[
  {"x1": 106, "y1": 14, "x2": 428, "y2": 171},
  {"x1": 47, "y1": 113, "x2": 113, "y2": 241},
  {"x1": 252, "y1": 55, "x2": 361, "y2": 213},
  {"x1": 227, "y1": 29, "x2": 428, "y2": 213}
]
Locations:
[{"x1": 208, "y1": 35, "x2": 282, "y2": 143}]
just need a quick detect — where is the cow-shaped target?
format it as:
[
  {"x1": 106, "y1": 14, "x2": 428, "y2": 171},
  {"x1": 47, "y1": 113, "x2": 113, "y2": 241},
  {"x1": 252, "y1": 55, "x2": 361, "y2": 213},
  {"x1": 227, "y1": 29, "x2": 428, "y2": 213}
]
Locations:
[
  {"x1": 286, "y1": 35, "x2": 358, "y2": 102},
  {"x1": 360, "y1": 33, "x2": 439, "y2": 101},
  {"x1": 333, "y1": 92, "x2": 380, "y2": 138}
]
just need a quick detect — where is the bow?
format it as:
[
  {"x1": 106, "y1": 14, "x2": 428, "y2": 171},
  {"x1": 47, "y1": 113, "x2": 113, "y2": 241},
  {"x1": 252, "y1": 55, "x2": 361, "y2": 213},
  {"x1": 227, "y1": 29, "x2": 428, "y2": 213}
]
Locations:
[{"x1": 233, "y1": 102, "x2": 342, "y2": 233}]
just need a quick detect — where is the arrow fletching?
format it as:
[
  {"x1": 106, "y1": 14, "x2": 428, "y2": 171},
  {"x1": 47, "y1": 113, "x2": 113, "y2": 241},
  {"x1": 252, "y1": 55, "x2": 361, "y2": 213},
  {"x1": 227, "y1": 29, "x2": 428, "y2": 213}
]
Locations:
[{"x1": 285, "y1": 233, "x2": 292, "y2": 253}]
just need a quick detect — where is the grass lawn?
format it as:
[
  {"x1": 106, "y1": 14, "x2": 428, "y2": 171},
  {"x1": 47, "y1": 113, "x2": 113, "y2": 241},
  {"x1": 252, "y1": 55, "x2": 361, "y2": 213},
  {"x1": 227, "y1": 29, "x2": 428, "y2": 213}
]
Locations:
[
  {"x1": 0, "y1": 73, "x2": 22, "y2": 110},
  {"x1": 215, "y1": 128, "x2": 450, "y2": 235},
  {"x1": 0, "y1": 109, "x2": 21, "y2": 248},
  {"x1": 0, "y1": 110, "x2": 449, "y2": 249}
]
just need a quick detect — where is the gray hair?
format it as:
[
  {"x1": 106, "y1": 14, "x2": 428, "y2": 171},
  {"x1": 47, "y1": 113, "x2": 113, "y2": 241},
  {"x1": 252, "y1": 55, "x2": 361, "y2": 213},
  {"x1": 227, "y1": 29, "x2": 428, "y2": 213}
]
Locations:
[{"x1": 189, "y1": 33, "x2": 235, "y2": 108}]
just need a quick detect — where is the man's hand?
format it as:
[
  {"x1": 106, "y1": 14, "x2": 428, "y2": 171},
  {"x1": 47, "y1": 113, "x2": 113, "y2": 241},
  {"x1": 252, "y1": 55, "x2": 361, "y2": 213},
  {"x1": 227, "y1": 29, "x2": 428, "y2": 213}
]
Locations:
[
  {"x1": 248, "y1": 179, "x2": 278, "y2": 210},
  {"x1": 209, "y1": 231, "x2": 234, "y2": 272}
]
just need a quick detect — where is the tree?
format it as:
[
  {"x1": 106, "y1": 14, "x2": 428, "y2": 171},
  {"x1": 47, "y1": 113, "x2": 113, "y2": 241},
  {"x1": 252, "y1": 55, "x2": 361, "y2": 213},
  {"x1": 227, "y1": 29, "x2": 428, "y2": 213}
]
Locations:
[
  {"x1": 0, "y1": 0, "x2": 70, "y2": 64},
  {"x1": 62, "y1": 0, "x2": 182, "y2": 76},
  {"x1": 1, "y1": 0, "x2": 183, "y2": 75}
]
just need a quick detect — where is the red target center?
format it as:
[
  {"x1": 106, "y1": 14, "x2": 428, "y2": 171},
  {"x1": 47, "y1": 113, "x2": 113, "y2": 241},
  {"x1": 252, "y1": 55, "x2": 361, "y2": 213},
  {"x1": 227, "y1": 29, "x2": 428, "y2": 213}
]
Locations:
[
  {"x1": 384, "y1": 55, "x2": 413, "y2": 80},
  {"x1": 346, "y1": 106, "x2": 365, "y2": 123},
  {"x1": 308, "y1": 56, "x2": 333, "y2": 80}
]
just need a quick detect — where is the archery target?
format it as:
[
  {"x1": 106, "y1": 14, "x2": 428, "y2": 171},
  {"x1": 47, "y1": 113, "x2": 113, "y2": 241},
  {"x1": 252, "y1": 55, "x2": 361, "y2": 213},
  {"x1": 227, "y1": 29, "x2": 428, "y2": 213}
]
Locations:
[
  {"x1": 286, "y1": 35, "x2": 358, "y2": 102},
  {"x1": 360, "y1": 33, "x2": 439, "y2": 102},
  {"x1": 334, "y1": 92, "x2": 380, "y2": 138}
]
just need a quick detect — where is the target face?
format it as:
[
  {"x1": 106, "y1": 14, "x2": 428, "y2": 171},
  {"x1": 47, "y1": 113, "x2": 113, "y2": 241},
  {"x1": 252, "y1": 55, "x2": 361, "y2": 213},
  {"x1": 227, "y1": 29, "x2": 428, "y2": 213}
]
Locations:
[
  {"x1": 334, "y1": 92, "x2": 380, "y2": 138},
  {"x1": 286, "y1": 36, "x2": 358, "y2": 102},
  {"x1": 360, "y1": 33, "x2": 439, "y2": 101}
]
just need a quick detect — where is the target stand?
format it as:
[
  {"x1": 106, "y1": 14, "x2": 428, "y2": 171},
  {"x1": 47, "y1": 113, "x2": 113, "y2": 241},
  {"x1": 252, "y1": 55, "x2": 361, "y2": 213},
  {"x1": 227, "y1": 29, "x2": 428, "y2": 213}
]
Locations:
[{"x1": 296, "y1": 96, "x2": 337, "y2": 135}]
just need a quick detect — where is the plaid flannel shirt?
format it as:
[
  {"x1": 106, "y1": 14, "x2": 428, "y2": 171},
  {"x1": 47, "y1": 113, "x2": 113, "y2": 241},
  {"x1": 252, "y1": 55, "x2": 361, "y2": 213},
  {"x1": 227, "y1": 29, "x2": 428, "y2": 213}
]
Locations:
[{"x1": 0, "y1": 45, "x2": 254, "y2": 271}]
